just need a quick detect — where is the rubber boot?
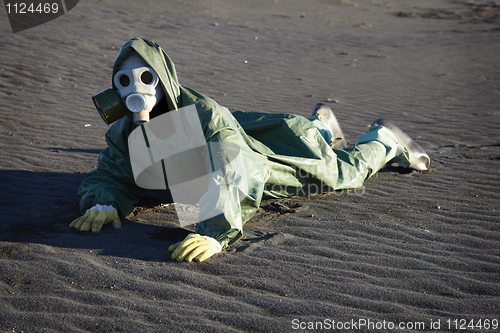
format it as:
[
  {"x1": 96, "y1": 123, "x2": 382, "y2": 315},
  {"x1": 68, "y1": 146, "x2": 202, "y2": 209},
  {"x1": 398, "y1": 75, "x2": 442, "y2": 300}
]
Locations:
[
  {"x1": 310, "y1": 103, "x2": 346, "y2": 149},
  {"x1": 356, "y1": 119, "x2": 430, "y2": 171}
]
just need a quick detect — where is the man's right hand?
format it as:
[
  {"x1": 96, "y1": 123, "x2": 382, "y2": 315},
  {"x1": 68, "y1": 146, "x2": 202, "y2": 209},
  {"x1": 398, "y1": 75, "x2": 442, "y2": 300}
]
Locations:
[{"x1": 70, "y1": 204, "x2": 121, "y2": 233}]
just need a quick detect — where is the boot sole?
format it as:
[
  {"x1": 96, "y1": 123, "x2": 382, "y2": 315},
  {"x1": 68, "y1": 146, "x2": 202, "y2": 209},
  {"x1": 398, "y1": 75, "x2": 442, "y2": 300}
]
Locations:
[
  {"x1": 371, "y1": 119, "x2": 430, "y2": 171},
  {"x1": 312, "y1": 103, "x2": 346, "y2": 149}
]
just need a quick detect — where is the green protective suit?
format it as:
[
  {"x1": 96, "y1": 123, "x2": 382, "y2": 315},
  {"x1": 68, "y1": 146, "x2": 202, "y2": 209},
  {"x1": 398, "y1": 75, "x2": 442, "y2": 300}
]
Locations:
[{"x1": 78, "y1": 38, "x2": 388, "y2": 249}]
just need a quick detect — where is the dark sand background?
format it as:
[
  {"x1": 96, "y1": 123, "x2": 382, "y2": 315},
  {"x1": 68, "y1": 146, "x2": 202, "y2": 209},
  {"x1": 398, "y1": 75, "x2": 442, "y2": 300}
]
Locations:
[{"x1": 1, "y1": 0, "x2": 499, "y2": 332}]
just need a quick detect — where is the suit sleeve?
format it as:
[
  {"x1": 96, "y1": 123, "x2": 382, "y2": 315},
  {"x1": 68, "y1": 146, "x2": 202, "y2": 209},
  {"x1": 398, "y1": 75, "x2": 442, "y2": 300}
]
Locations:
[
  {"x1": 78, "y1": 117, "x2": 144, "y2": 217},
  {"x1": 194, "y1": 125, "x2": 268, "y2": 249}
]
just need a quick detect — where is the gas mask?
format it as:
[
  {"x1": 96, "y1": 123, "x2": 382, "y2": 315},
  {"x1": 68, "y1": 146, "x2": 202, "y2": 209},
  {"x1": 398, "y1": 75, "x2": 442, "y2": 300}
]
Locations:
[{"x1": 92, "y1": 52, "x2": 164, "y2": 125}]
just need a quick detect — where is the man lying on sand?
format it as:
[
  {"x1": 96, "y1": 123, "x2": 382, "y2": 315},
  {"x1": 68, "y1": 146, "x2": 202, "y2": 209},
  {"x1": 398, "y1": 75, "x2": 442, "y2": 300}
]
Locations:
[{"x1": 70, "y1": 38, "x2": 430, "y2": 263}]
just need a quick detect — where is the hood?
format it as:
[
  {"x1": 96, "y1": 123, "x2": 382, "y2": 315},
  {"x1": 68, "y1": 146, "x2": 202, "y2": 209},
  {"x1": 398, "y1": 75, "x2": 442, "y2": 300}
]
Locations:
[
  {"x1": 113, "y1": 38, "x2": 181, "y2": 115},
  {"x1": 111, "y1": 37, "x2": 237, "y2": 144}
]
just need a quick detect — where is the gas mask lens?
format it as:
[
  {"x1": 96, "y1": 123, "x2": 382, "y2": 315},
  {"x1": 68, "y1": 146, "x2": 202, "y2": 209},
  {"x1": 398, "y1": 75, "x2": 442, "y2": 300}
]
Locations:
[
  {"x1": 119, "y1": 74, "x2": 130, "y2": 87},
  {"x1": 141, "y1": 71, "x2": 153, "y2": 84}
]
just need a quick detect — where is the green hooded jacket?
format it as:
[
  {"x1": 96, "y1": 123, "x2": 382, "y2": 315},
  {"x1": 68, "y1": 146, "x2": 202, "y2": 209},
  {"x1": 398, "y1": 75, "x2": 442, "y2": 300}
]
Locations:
[{"x1": 78, "y1": 38, "x2": 385, "y2": 249}]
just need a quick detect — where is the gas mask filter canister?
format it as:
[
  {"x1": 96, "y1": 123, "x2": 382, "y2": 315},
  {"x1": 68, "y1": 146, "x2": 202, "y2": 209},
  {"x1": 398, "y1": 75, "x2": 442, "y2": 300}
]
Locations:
[{"x1": 92, "y1": 88, "x2": 126, "y2": 125}]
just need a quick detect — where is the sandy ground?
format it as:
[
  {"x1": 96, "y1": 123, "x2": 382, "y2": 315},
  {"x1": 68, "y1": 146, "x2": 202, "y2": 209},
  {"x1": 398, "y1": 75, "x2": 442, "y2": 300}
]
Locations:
[{"x1": 1, "y1": 0, "x2": 499, "y2": 332}]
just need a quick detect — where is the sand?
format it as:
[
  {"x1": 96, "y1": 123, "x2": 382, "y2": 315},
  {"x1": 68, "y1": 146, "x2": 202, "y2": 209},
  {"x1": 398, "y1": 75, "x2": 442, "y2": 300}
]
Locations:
[{"x1": 1, "y1": 0, "x2": 499, "y2": 332}]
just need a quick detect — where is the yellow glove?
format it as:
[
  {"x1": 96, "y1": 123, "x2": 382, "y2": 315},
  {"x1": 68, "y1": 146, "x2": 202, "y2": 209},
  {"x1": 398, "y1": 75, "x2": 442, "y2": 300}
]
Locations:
[
  {"x1": 169, "y1": 233, "x2": 222, "y2": 262},
  {"x1": 69, "y1": 204, "x2": 121, "y2": 233}
]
